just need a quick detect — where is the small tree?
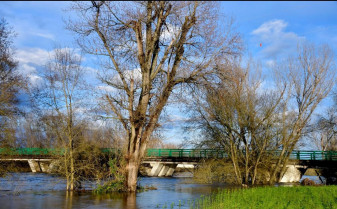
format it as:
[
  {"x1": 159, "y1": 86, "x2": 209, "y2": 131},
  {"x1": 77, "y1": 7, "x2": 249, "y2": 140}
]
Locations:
[{"x1": 33, "y1": 47, "x2": 86, "y2": 191}]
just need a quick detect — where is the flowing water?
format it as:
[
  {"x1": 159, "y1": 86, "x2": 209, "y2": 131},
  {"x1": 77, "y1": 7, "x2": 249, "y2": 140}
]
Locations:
[
  {"x1": 0, "y1": 172, "x2": 324, "y2": 209},
  {"x1": 0, "y1": 172, "x2": 228, "y2": 209}
]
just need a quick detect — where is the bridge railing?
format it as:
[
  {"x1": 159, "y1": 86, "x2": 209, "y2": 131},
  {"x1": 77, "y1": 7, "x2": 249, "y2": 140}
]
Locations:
[
  {"x1": 1, "y1": 148, "x2": 337, "y2": 161},
  {"x1": 0, "y1": 148, "x2": 63, "y2": 156},
  {"x1": 288, "y1": 150, "x2": 337, "y2": 161},
  {"x1": 147, "y1": 149, "x2": 337, "y2": 161},
  {"x1": 147, "y1": 149, "x2": 227, "y2": 158},
  {"x1": 0, "y1": 148, "x2": 118, "y2": 156}
]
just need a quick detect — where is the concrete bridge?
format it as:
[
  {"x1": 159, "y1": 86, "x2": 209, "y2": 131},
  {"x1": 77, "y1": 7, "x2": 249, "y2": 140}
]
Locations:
[
  {"x1": 143, "y1": 149, "x2": 337, "y2": 182},
  {"x1": 1, "y1": 148, "x2": 337, "y2": 183}
]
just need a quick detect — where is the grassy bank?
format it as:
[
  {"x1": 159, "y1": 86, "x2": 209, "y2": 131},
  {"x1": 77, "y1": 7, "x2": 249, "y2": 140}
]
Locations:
[{"x1": 192, "y1": 186, "x2": 337, "y2": 209}]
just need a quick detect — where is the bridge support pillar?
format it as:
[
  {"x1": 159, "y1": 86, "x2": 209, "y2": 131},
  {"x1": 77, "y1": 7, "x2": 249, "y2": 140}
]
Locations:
[
  {"x1": 39, "y1": 162, "x2": 49, "y2": 173},
  {"x1": 280, "y1": 165, "x2": 305, "y2": 183},
  {"x1": 158, "y1": 165, "x2": 169, "y2": 177},
  {"x1": 149, "y1": 163, "x2": 178, "y2": 177},
  {"x1": 28, "y1": 160, "x2": 41, "y2": 173},
  {"x1": 48, "y1": 160, "x2": 58, "y2": 173},
  {"x1": 149, "y1": 163, "x2": 164, "y2": 176},
  {"x1": 165, "y1": 164, "x2": 177, "y2": 177}
]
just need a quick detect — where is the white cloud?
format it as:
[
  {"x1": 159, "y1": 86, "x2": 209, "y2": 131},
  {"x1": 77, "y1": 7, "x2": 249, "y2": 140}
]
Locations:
[
  {"x1": 32, "y1": 32, "x2": 55, "y2": 41},
  {"x1": 161, "y1": 24, "x2": 180, "y2": 42},
  {"x1": 84, "y1": 66, "x2": 98, "y2": 77},
  {"x1": 28, "y1": 74, "x2": 43, "y2": 86},
  {"x1": 257, "y1": 80, "x2": 277, "y2": 94},
  {"x1": 15, "y1": 47, "x2": 83, "y2": 87},
  {"x1": 251, "y1": 19, "x2": 305, "y2": 58},
  {"x1": 97, "y1": 85, "x2": 116, "y2": 93},
  {"x1": 96, "y1": 68, "x2": 142, "y2": 93},
  {"x1": 20, "y1": 64, "x2": 37, "y2": 74},
  {"x1": 15, "y1": 48, "x2": 51, "y2": 87},
  {"x1": 16, "y1": 47, "x2": 82, "y2": 66},
  {"x1": 110, "y1": 67, "x2": 142, "y2": 87},
  {"x1": 16, "y1": 63, "x2": 42, "y2": 87},
  {"x1": 252, "y1": 20, "x2": 288, "y2": 38},
  {"x1": 124, "y1": 68, "x2": 142, "y2": 82},
  {"x1": 16, "y1": 48, "x2": 51, "y2": 65},
  {"x1": 265, "y1": 59, "x2": 276, "y2": 68}
]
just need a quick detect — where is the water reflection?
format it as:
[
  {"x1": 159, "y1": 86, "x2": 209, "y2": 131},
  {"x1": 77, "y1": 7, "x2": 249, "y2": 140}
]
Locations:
[
  {"x1": 124, "y1": 192, "x2": 136, "y2": 209},
  {"x1": 65, "y1": 191, "x2": 73, "y2": 209}
]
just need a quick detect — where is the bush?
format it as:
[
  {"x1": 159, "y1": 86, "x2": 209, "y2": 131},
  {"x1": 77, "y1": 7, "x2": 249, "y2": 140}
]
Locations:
[
  {"x1": 193, "y1": 159, "x2": 236, "y2": 184},
  {"x1": 301, "y1": 178, "x2": 317, "y2": 186},
  {"x1": 93, "y1": 158, "x2": 127, "y2": 193}
]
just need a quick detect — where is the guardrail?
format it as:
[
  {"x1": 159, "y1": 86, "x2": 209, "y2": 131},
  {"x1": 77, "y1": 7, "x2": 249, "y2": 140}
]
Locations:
[
  {"x1": 1, "y1": 148, "x2": 337, "y2": 161},
  {"x1": 0, "y1": 148, "x2": 119, "y2": 156},
  {"x1": 146, "y1": 149, "x2": 337, "y2": 161},
  {"x1": 146, "y1": 149, "x2": 228, "y2": 158},
  {"x1": 0, "y1": 148, "x2": 63, "y2": 156}
]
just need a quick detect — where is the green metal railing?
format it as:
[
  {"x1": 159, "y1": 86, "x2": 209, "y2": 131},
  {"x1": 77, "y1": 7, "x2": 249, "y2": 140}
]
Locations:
[
  {"x1": 146, "y1": 149, "x2": 337, "y2": 161},
  {"x1": 1, "y1": 148, "x2": 337, "y2": 161},
  {"x1": 0, "y1": 148, "x2": 117, "y2": 156},
  {"x1": 0, "y1": 148, "x2": 63, "y2": 156},
  {"x1": 146, "y1": 149, "x2": 228, "y2": 158}
]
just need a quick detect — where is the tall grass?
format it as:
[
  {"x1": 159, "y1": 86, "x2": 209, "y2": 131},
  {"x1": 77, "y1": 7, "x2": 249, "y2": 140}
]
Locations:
[{"x1": 191, "y1": 186, "x2": 337, "y2": 209}]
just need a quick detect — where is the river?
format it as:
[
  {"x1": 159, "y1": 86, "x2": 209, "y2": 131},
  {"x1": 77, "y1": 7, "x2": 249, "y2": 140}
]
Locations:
[
  {"x1": 0, "y1": 172, "x2": 228, "y2": 209},
  {"x1": 0, "y1": 172, "x2": 323, "y2": 209}
]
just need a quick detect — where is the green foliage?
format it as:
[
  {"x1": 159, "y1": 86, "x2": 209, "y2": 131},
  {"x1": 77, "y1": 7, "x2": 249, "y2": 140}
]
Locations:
[
  {"x1": 190, "y1": 186, "x2": 337, "y2": 209},
  {"x1": 93, "y1": 179, "x2": 125, "y2": 193},
  {"x1": 93, "y1": 158, "x2": 126, "y2": 193},
  {"x1": 136, "y1": 183, "x2": 157, "y2": 192},
  {"x1": 193, "y1": 159, "x2": 236, "y2": 184}
]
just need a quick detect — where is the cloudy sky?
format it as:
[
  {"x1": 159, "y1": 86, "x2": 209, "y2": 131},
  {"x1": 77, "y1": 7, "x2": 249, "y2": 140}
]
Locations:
[{"x1": 1, "y1": 1, "x2": 337, "y2": 145}]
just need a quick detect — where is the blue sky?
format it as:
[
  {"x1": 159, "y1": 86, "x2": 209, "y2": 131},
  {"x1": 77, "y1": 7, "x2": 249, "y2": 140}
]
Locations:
[{"x1": 2, "y1": 1, "x2": 337, "y2": 146}]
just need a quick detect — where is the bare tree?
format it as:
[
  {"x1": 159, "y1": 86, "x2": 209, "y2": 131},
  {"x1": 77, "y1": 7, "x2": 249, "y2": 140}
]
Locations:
[
  {"x1": 269, "y1": 43, "x2": 336, "y2": 183},
  {"x1": 67, "y1": 1, "x2": 241, "y2": 191},
  {"x1": 16, "y1": 114, "x2": 47, "y2": 148},
  {"x1": 309, "y1": 98, "x2": 337, "y2": 151},
  {"x1": 32, "y1": 47, "x2": 86, "y2": 191},
  {"x1": 191, "y1": 59, "x2": 284, "y2": 185},
  {"x1": 189, "y1": 42, "x2": 335, "y2": 185},
  {"x1": 0, "y1": 18, "x2": 25, "y2": 146}
]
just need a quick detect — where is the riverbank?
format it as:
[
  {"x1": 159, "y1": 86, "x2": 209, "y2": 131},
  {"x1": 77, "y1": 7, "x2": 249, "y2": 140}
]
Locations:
[{"x1": 192, "y1": 186, "x2": 337, "y2": 209}]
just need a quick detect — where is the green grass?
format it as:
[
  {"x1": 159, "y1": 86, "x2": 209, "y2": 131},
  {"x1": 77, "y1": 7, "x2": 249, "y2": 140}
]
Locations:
[{"x1": 191, "y1": 186, "x2": 337, "y2": 209}]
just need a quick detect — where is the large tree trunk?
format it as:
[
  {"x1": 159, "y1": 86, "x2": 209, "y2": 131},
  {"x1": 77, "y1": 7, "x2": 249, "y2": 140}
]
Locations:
[
  {"x1": 126, "y1": 156, "x2": 140, "y2": 192},
  {"x1": 125, "y1": 129, "x2": 144, "y2": 192}
]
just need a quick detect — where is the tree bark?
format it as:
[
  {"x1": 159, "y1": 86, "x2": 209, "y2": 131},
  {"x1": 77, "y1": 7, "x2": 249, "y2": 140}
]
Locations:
[{"x1": 126, "y1": 156, "x2": 140, "y2": 192}]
